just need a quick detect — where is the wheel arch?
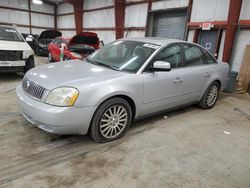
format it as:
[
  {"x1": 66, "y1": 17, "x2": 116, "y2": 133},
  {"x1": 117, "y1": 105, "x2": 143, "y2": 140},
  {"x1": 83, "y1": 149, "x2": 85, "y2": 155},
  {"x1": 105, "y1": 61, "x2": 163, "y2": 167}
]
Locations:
[
  {"x1": 97, "y1": 94, "x2": 136, "y2": 120},
  {"x1": 87, "y1": 94, "x2": 137, "y2": 135}
]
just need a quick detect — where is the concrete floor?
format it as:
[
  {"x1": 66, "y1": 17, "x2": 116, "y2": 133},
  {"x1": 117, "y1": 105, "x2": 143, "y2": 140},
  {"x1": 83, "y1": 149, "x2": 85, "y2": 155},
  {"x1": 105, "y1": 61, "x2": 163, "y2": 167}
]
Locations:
[{"x1": 0, "y1": 56, "x2": 250, "y2": 188}]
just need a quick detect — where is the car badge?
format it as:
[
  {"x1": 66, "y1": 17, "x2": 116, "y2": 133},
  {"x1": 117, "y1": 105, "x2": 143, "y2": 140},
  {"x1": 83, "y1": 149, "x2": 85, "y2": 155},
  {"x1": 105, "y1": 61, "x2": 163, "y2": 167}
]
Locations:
[{"x1": 24, "y1": 81, "x2": 30, "y2": 90}]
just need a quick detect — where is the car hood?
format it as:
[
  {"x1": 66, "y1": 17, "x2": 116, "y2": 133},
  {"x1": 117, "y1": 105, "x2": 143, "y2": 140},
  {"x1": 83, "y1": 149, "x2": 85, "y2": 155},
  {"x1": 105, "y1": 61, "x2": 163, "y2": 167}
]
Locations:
[
  {"x1": 38, "y1": 30, "x2": 62, "y2": 40},
  {"x1": 68, "y1": 32, "x2": 99, "y2": 49},
  {"x1": 0, "y1": 40, "x2": 32, "y2": 51},
  {"x1": 25, "y1": 60, "x2": 127, "y2": 90}
]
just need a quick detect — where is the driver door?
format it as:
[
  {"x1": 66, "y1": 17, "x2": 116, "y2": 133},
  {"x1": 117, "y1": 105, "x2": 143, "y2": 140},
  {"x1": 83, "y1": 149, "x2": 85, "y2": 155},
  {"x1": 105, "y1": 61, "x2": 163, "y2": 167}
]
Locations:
[{"x1": 142, "y1": 44, "x2": 185, "y2": 115}]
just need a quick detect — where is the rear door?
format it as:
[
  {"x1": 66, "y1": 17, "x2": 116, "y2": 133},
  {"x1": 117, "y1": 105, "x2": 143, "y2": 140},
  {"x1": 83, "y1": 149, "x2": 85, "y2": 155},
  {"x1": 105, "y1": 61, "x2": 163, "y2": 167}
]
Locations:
[
  {"x1": 180, "y1": 44, "x2": 217, "y2": 103},
  {"x1": 142, "y1": 44, "x2": 185, "y2": 115}
]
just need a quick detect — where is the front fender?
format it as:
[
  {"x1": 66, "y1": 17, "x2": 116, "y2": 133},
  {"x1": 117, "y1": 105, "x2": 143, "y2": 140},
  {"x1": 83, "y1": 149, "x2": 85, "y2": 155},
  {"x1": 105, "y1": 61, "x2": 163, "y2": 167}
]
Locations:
[{"x1": 74, "y1": 74, "x2": 144, "y2": 117}]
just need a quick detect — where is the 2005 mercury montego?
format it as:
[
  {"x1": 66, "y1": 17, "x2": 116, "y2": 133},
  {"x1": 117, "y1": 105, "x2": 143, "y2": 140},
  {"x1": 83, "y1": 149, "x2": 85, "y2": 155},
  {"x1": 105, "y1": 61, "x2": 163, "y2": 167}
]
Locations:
[{"x1": 16, "y1": 37, "x2": 229, "y2": 143}]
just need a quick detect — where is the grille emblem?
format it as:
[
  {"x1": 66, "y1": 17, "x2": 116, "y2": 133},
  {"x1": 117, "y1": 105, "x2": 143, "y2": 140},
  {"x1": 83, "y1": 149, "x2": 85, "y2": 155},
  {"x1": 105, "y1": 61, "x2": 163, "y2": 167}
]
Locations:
[{"x1": 24, "y1": 81, "x2": 30, "y2": 90}]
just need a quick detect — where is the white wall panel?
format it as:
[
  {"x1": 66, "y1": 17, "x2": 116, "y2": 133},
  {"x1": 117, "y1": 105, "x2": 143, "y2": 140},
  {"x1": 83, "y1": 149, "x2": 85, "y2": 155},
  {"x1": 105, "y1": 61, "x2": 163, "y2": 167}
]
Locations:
[
  {"x1": 217, "y1": 30, "x2": 225, "y2": 62},
  {"x1": 84, "y1": 30, "x2": 115, "y2": 44},
  {"x1": 124, "y1": 30, "x2": 145, "y2": 38},
  {"x1": 0, "y1": 0, "x2": 28, "y2": 10},
  {"x1": 30, "y1": 3, "x2": 54, "y2": 14},
  {"x1": 125, "y1": 4, "x2": 147, "y2": 27},
  {"x1": 31, "y1": 13, "x2": 54, "y2": 27},
  {"x1": 60, "y1": 30, "x2": 76, "y2": 37},
  {"x1": 57, "y1": 3, "x2": 74, "y2": 14},
  {"x1": 191, "y1": 0, "x2": 229, "y2": 22},
  {"x1": 83, "y1": 9, "x2": 115, "y2": 28},
  {"x1": 0, "y1": 8, "x2": 29, "y2": 25},
  {"x1": 187, "y1": 30, "x2": 194, "y2": 42},
  {"x1": 240, "y1": 0, "x2": 250, "y2": 20},
  {"x1": 31, "y1": 28, "x2": 44, "y2": 35},
  {"x1": 152, "y1": 0, "x2": 188, "y2": 10},
  {"x1": 16, "y1": 26, "x2": 30, "y2": 34},
  {"x1": 57, "y1": 15, "x2": 75, "y2": 28},
  {"x1": 231, "y1": 30, "x2": 250, "y2": 72},
  {"x1": 83, "y1": 0, "x2": 113, "y2": 9}
]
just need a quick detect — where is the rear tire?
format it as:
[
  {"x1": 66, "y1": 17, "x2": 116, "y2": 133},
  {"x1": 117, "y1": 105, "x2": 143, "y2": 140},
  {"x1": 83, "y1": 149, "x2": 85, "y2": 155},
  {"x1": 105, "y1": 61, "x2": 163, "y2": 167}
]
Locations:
[
  {"x1": 90, "y1": 97, "x2": 132, "y2": 143},
  {"x1": 23, "y1": 56, "x2": 35, "y2": 73},
  {"x1": 199, "y1": 81, "x2": 220, "y2": 109}
]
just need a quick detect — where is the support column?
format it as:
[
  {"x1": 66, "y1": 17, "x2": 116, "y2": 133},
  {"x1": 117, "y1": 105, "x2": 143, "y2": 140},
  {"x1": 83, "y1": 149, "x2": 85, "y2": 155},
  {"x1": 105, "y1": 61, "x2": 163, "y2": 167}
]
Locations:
[
  {"x1": 222, "y1": 0, "x2": 243, "y2": 63},
  {"x1": 73, "y1": 0, "x2": 83, "y2": 34},
  {"x1": 114, "y1": 0, "x2": 125, "y2": 39},
  {"x1": 54, "y1": 5, "x2": 57, "y2": 30},
  {"x1": 66, "y1": 0, "x2": 84, "y2": 34},
  {"x1": 28, "y1": 0, "x2": 32, "y2": 34}
]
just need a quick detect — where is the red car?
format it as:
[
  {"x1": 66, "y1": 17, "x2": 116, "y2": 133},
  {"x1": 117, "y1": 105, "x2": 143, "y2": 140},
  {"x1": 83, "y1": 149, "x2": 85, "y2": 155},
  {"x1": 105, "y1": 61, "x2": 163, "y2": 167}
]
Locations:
[{"x1": 48, "y1": 32, "x2": 100, "y2": 62}]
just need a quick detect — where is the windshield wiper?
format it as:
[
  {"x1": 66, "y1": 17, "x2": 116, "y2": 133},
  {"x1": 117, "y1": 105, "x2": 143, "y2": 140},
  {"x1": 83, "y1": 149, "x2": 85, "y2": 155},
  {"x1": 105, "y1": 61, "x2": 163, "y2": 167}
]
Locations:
[
  {"x1": 86, "y1": 58, "x2": 119, "y2": 71},
  {"x1": 97, "y1": 62, "x2": 119, "y2": 71}
]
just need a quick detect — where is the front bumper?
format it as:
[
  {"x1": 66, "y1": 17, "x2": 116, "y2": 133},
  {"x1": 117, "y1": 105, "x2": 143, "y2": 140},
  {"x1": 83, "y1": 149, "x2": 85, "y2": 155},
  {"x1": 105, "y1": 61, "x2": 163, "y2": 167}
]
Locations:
[
  {"x1": 16, "y1": 85, "x2": 97, "y2": 135},
  {"x1": 0, "y1": 60, "x2": 25, "y2": 72}
]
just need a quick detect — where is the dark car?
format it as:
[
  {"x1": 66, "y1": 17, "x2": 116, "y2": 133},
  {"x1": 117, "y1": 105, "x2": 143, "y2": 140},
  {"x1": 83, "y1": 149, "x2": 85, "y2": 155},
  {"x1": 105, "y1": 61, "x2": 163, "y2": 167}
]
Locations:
[{"x1": 36, "y1": 30, "x2": 62, "y2": 56}]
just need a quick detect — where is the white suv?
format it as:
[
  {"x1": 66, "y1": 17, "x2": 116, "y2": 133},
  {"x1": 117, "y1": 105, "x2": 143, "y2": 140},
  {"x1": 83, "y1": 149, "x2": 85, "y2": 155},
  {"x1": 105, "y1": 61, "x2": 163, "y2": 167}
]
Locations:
[{"x1": 0, "y1": 26, "x2": 35, "y2": 73}]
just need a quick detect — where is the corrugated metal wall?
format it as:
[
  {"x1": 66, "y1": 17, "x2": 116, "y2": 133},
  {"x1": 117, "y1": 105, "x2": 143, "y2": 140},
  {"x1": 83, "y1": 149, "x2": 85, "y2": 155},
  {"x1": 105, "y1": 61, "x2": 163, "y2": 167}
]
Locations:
[
  {"x1": 83, "y1": 0, "x2": 115, "y2": 44},
  {"x1": 0, "y1": 0, "x2": 54, "y2": 35},
  {"x1": 57, "y1": 3, "x2": 75, "y2": 37}
]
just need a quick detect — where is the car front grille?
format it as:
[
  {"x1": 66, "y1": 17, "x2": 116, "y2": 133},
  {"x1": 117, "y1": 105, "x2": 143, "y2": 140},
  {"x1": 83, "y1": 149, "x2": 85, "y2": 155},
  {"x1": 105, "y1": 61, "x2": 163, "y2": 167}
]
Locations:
[
  {"x1": 0, "y1": 50, "x2": 23, "y2": 61},
  {"x1": 22, "y1": 77, "x2": 46, "y2": 100}
]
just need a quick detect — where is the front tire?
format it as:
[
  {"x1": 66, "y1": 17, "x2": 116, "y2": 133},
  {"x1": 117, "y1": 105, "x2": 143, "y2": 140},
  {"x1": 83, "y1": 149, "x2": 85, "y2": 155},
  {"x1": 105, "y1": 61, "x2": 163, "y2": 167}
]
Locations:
[
  {"x1": 23, "y1": 56, "x2": 35, "y2": 73},
  {"x1": 90, "y1": 97, "x2": 132, "y2": 143},
  {"x1": 199, "y1": 81, "x2": 220, "y2": 109}
]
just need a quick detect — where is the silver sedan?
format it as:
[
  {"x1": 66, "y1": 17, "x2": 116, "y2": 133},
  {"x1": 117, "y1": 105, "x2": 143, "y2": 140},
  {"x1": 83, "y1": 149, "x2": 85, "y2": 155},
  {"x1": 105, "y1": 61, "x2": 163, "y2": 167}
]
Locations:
[{"x1": 16, "y1": 38, "x2": 229, "y2": 143}]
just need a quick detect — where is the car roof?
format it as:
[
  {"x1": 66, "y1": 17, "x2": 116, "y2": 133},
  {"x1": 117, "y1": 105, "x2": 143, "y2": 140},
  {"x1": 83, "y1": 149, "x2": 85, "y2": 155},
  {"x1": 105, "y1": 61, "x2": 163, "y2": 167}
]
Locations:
[{"x1": 122, "y1": 37, "x2": 188, "y2": 46}]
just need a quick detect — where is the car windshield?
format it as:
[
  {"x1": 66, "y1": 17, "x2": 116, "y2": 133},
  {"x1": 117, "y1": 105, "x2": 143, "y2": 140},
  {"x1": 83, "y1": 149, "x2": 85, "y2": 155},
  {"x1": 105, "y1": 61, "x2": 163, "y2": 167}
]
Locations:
[
  {"x1": 0, "y1": 27, "x2": 24, "y2": 42},
  {"x1": 87, "y1": 40, "x2": 159, "y2": 73}
]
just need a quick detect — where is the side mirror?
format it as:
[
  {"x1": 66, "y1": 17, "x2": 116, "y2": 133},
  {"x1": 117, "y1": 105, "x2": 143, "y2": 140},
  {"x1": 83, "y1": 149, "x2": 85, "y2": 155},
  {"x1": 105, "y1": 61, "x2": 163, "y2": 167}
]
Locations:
[
  {"x1": 25, "y1": 37, "x2": 33, "y2": 42},
  {"x1": 152, "y1": 61, "x2": 171, "y2": 72}
]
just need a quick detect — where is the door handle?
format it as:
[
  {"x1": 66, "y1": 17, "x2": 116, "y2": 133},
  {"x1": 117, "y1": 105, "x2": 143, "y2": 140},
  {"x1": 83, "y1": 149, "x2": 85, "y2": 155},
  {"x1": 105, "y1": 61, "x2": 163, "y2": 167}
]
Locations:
[
  {"x1": 173, "y1": 77, "x2": 183, "y2": 83},
  {"x1": 204, "y1": 72, "x2": 211, "y2": 78}
]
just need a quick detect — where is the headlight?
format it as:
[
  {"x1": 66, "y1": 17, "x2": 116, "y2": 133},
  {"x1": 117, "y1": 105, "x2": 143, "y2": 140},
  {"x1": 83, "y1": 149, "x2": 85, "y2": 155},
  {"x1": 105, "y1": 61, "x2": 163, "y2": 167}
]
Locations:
[{"x1": 45, "y1": 87, "x2": 79, "y2": 107}]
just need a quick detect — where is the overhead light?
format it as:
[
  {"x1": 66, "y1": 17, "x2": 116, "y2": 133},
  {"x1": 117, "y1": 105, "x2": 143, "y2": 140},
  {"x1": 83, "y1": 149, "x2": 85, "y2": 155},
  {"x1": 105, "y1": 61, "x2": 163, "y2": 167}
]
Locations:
[{"x1": 32, "y1": 0, "x2": 43, "y2": 5}]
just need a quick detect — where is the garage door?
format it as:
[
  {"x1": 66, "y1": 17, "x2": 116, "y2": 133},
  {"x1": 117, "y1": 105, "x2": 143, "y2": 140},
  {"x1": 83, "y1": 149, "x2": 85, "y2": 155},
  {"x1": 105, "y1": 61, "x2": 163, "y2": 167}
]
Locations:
[{"x1": 152, "y1": 10, "x2": 187, "y2": 40}]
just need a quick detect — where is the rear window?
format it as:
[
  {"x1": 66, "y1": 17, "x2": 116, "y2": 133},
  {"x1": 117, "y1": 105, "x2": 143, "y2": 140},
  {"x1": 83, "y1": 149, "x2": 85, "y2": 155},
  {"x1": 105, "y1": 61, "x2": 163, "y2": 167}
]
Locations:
[{"x1": 0, "y1": 27, "x2": 24, "y2": 42}]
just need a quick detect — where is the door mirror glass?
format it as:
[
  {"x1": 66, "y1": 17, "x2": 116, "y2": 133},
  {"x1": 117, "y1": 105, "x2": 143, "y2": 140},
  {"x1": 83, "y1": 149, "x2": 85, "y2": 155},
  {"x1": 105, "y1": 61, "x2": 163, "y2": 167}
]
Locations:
[
  {"x1": 152, "y1": 61, "x2": 171, "y2": 71},
  {"x1": 25, "y1": 37, "x2": 33, "y2": 42}
]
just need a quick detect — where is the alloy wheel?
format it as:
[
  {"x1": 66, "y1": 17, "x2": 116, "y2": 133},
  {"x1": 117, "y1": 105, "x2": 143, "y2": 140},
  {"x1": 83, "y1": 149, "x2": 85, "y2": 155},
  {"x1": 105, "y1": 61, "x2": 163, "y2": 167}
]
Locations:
[
  {"x1": 100, "y1": 105, "x2": 128, "y2": 139},
  {"x1": 206, "y1": 85, "x2": 218, "y2": 107}
]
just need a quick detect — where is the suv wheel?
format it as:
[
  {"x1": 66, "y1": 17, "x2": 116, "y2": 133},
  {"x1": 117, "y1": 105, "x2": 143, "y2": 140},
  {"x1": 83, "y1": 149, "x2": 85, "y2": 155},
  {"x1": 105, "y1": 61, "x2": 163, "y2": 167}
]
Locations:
[{"x1": 90, "y1": 97, "x2": 132, "y2": 143}]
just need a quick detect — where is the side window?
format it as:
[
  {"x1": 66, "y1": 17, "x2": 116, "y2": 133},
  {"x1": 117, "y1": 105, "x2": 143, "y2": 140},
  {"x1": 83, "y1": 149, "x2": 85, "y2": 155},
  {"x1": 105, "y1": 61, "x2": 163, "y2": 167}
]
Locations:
[
  {"x1": 154, "y1": 45, "x2": 181, "y2": 68},
  {"x1": 183, "y1": 44, "x2": 204, "y2": 67},
  {"x1": 56, "y1": 39, "x2": 62, "y2": 47},
  {"x1": 202, "y1": 49, "x2": 217, "y2": 64}
]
